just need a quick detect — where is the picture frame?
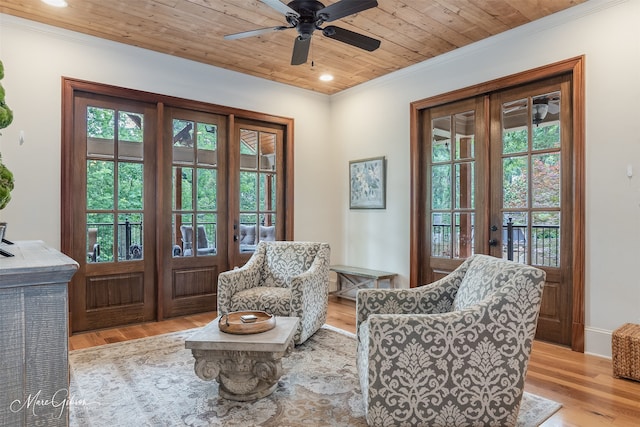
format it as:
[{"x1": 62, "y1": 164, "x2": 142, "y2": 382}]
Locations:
[{"x1": 349, "y1": 156, "x2": 386, "y2": 209}]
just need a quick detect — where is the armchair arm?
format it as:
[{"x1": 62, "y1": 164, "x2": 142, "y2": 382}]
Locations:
[
  {"x1": 355, "y1": 265, "x2": 466, "y2": 337},
  {"x1": 216, "y1": 249, "x2": 264, "y2": 314},
  {"x1": 288, "y1": 244, "x2": 331, "y2": 342},
  {"x1": 289, "y1": 247, "x2": 330, "y2": 311}
]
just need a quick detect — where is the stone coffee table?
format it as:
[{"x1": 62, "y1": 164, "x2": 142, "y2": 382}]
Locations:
[{"x1": 185, "y1": 316, "x2": 299, "y2": 401}]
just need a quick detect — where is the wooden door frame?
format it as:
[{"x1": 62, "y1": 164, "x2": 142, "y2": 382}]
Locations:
[
  {"x1": 62, "y1": 77, "x2": 295, "y2": 325},
  {"x1": 409, "y1": 56, "x2": 585, "y2": 352}
]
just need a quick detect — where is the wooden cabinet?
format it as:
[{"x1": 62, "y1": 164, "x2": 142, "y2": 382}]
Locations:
[{"x1": 0, "y1": 241, "x2": 78, "y2": 426}]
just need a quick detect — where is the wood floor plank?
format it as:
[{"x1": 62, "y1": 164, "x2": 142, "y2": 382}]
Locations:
[{"x1": 68, "y1": 297, "x2": 640, "y2": 425}]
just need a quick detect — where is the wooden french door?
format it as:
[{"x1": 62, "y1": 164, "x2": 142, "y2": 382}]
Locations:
[
  {"x1": 413, "y1": 68, "x2": 581, "y2": 348},
  {"x1": 69, "y1": 93, "x2": 157, "y2": 332},
  {"x1": 420, "y1": 97, "x2": 488, "y2": 281},
  {"x1": 489, "y1": 76, "x2": 573, "y2": 345},
  {"x1": 160, "y1": 107, "x2": 228, "y2": 318}
]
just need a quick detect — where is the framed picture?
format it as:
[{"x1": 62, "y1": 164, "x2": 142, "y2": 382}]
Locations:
[{"x1": 349, "y1": 156, "x2": 386, "y2": 209}]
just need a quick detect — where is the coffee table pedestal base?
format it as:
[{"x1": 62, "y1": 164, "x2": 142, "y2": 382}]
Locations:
[{"x1": 191, "y1": 342, "x2": 294, "y2": 401}]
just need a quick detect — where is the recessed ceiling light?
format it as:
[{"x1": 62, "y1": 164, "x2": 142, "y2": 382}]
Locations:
[
  {"x1": 319, "y1": 74, "x2": 334, "y2": 82},
  {"x1": 42, "y1": 0, "x2": 68, "y2": 7}
]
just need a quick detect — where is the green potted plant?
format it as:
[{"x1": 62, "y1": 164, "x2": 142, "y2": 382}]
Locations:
[
  {"x1": 0, "y1": 157, "x2": 13, "y2": 210},
  {"x1": 0, "y1": 59, "x2": 15, "y2": 211}
]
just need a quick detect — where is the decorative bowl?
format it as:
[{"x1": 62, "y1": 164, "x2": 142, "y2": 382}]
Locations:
[{"x1": 218, "y1": 310, "x2": 276, "y2": 334}]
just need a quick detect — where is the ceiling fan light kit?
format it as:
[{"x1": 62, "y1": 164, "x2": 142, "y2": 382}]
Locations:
[
  {"x1": 532, "y1": 98, "x2": 549, "y2": 126},
  {"x1": 224, "y1": 0, "x2": 381, "y2": 66}
]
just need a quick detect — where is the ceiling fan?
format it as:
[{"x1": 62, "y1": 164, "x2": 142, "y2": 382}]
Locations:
[{"x1": 224, "y1": 0, "x2": 381, "y2": 65}]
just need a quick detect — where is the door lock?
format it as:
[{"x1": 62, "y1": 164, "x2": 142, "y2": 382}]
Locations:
[{"x1": 489, "y1": 239, "x2": 498, "y2": 246}]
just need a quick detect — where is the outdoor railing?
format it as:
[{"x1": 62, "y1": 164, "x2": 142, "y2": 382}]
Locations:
[
  {"x1": 87, "y1": 219, "x2": 143, "y2": 262},
  {"x1": 432, "y1": 223, "x2": 560, "y2": 267}
]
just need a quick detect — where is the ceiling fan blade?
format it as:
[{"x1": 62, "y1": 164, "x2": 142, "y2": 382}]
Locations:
[
  {"x1": 291, "y1": 36, "x2": 311, "y2": 65},
  {"x1": 502, "y1": 106, "x2": 523, "y2": 114},
  {"x1": 323, "y1": 26, "x2": 381, "y2": 51},
  {"x1": 224, "y1": 26, "x2": 290, "y2": 40},
  {"x1": 548, "y1": 101, "x2": 560, "y2": 114},
  {"x1": 318, "y1": 0, "x2": 378, "y2": 22},
  {"x1": 261, "y1": 0, "x2": 300, "y2": 18}
]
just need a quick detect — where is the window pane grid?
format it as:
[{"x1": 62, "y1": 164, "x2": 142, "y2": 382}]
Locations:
[
  {"x1": 86, "y1": 106, "x2": 145, "y2": 263},
  {"x1": 172, "y1": 118, "x2": 218, "y2": 257},
  {"x1": 431, "y1": 112, "x2": 476, "y2": 259},
  {"x1": 501, "y1": 91, "x2": 562, "y2": 267},
  {"x1": 238, "y1": 128, "x2": 278, "y2": 253}
]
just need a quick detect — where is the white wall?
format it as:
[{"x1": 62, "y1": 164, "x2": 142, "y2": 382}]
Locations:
[
  {"x1": 0, "y1": 14, "x2": 342, "y2": 259},
  {"x1": 330, "y1": 0, "x2": 640, "y2": 357},
  {"x1": 1, "y1": 0, "x2": 638, "y2": 357}
]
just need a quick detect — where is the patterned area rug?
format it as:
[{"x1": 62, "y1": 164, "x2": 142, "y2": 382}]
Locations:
[{"x1": 69, "y1": 325, "x2": 561, "y2": 426}]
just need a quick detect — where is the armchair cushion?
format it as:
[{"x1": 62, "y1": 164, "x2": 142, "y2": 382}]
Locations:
[
  {"x1": 227, "y1": 287, "x2": 291, "y2": 316},
  {"x1": 260, "y1": 242, "x2": 320, "y2": 288}
]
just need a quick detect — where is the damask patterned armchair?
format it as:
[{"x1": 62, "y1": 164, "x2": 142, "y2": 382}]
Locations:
[
  {"x1": 217, "y1": 241, "x2": 331, "y2": 345},
  {"x1": 356, "y1": 254, "x2": 546, "y2": 427}
]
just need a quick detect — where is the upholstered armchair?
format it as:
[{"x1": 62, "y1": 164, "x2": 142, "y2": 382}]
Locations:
[
  {"x1": 356, "y1": 254, "x2": 546, "y2": 427},
  {"x1": 217, "y1": 241, "x2": 331, "y2": 345}
]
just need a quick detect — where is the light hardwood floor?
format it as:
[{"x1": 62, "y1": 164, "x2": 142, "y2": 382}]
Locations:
[{"x1": 69, "y1": 296, "x2": 640, "y2": 426}]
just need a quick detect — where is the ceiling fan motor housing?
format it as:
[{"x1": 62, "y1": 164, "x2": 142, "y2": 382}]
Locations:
[{"x1": 287, "y1": 0, "x2": 326, "y2": 37}]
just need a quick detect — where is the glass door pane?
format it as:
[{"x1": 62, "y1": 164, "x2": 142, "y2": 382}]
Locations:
[
  {"x1": 430, "y1": 110, "x2": 476, "y2": 260},
  {"x1": 500, "y1": 90, "x2": 561, "y2": 267},
  {"x1": 86, "y1": 107, "x2": 144, "y2": 263},
  {"x1": 237, "y1": 127, "x2": 278, "y2": 255},
  {"x1": 172, "y1": 118, "x2": 218, "y2": 257}
]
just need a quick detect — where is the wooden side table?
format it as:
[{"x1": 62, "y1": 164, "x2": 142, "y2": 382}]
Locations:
[{"x1": 330, "y1": 265, "x2": 397, "y2": 300}]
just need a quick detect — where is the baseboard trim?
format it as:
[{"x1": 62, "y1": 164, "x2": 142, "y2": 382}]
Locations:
[{"x1": 584, "y1": 326, "x2": 613, "y2": 359}]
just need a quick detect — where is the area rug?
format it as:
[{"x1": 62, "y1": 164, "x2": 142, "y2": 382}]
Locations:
[{"x1": 69, "y1": 325, "x2": 561, "y2": 426}]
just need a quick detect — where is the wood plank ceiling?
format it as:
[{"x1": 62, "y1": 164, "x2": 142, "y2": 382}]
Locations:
[{"x1": 0, "y1": 0, "x2": 586, "y2": 95}]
